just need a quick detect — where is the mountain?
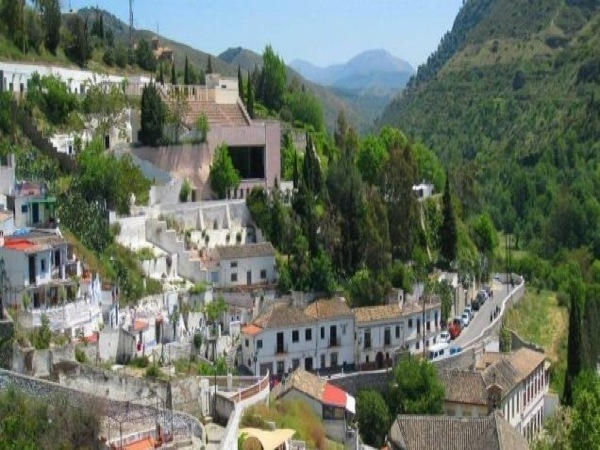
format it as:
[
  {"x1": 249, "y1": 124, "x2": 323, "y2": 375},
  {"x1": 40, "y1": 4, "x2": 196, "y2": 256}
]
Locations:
[
  {"x1": 219, "y1": 47, "x2": 370, "y2": 132},
  {"x1": 291, "y1": 49, "x2": 414, "y2": 127},
  {"x1": 291, "y1": 49, "x2": 414, "y2": 89},
  {"x1": 378, "y1": 0, "x2": 600, "y2": 253},
  {"x1": 78, "y1": 8, "x2": 235, "y2": 76}
]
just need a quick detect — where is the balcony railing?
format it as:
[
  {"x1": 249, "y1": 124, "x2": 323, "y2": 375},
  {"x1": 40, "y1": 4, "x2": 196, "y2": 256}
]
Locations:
[
  {"x1": 275, "y1": 344, "x2": 288, "y2": 354},
  {"x1": 329, "y1": 337, "x2": 340, "y2": 348}
]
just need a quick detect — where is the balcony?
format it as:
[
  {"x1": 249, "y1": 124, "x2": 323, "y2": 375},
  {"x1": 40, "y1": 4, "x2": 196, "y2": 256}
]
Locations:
[
  {"x1": 329, "y1": 337, "x2": 340, "y2": 348},
  {"x1": 275, "y1": 344, "x2": 288, "y2": 354}
]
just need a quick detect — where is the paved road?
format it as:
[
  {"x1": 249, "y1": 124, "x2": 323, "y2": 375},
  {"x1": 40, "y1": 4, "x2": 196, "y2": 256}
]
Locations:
[{"x1": 453, "y1": 280, "x2": 507, "y2": 348}]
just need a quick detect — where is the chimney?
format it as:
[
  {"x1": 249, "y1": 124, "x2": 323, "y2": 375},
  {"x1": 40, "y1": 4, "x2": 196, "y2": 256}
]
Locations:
[{"x1": 486, "y1": 383, "x2": 503, "y2": 415}]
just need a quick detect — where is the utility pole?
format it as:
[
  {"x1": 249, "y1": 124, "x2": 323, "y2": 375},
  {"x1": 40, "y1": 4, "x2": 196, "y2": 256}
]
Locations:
[{"x1": 129, "y1": 0, "x2": 134, "y2": 57}]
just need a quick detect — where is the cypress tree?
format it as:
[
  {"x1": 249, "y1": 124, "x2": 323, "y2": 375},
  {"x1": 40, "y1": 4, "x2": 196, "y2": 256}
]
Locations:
[
  {"x1": 246, "y1": 70, "x2": 254, "y2": 118},
  {"x1": 293, "y1": 149, "x2": 299, "y2": 189},
  {"x1": 184, "y1": 55, "x2": 190, "y2": 85},
  {"x1": 237, "y1": 65, "x2": 244, "y2": 100},
  {"x1": 207, "y1": 55, "x2": 213, "y2": 74},
  {"x1": 440, "y1": 176, "x2": 457, "y2": 263},
  {"x1": 158, "y1": 62, "x2": 164, "y2": 85},
  {"x1": 170, "y1": 62, "x2": 177, "y2": 85},
  {"x1": 563, "y1": 279, "x2": 585, "y2": 406}
]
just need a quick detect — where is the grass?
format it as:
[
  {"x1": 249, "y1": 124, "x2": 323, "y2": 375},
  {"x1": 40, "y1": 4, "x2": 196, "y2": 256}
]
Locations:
[
  {"x1": 504, "y1": 289, "x2": 567, "y2": 394},
  {"x1": 242, "y1": 399, "x2": 343, "y2": 449}
]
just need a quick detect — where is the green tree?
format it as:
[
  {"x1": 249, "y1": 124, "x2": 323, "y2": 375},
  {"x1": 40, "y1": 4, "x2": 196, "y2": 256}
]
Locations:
[
  {"x1": 564, "y1": 272, "x2": 585, "y2": 407},
  {"x1": 357, "y1": 135, "x2": 388, "y2": 187},
  {"x1": 260, "y1": 44, "x2": 286, "y2": 111},
  {"x1": 33, "y1": 314, "x2": 52, "y2": 349},
  {"x1": 390, "y1": 354, "x2": 445, "y2": 414},
  {"x1": 184, "y1": 55, "x2": 190, "y2": 85},
  {"x1": 356, "y1": 389, "x2": 390, "y2": 448},
  {"x1": 166, "y1": 88, "x2": 188, "y2": 144},
  {"x1": 210, "y1": 144, "x2": 240, "y2": 199},
  {"x1": 157, "y1": 61, "x2": 164, "y2": 85},
  {"x1": 25, "y1": 7, "x2": 43, "y2": 53},
  {"x1": 237, "y1": 65, "x2": 244, "y2": 100},
  {"x1": 26, "y1": 74, "x2": 78, "y2": 126},
  {"x1": 284, "y1": 91, "x2": 324, "y2": 132},
  {"x1": 206, "y1": 55, "x2": 213, "y2": 74},
  {"x1": 171, "y1": 62, "x2": 177, "y2": 85},
  {"x1": 1, "y1": 0, "x2": 23, "y2": 50},
  {"x1": 440, "y1": 176, "x2": 458, "y2": 264},
  {"x1": 102, "y1": 47, "x2": 115, "y2": 66},
  {"x1": 246, "y1": 70, "x2": 255, "y2": 118},
  {"x1": 196, "y1": 112, "x2": 209, "y2": 142},
  {"x1": 309, "y1": 252, "x2": 336, "y2": 296},
  {"x1": 499, "y1": 323, "x2": 512, "y2": 353},
  {"x1": 82, "y1": 81, "x2": 128, "y2": 138},
  {"x1": 65, "y1": 14, "x2": 92, "y2": 67},
  {"x1": 135, "y1": 38, "x2": 157, "y2": 72},
  {"x1": 140, "y1": 83, "x2": 165, "y2": 146},
  {"x1": 205, "y1": 295, "x2": 227, "y2": 326},
  {"x1": 571, "y1": 372, "x2": 600, "y2": 449},
  {"x1": 114, "y1": 43, "x2": 128, "y2": 68}
]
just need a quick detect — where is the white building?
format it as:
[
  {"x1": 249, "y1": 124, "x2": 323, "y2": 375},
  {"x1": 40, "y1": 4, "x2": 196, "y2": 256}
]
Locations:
[
  {"x1": 440, "y1": 348, "x2": 550, "y2": 440},
  {"x1": 210, "y1": 242, "x2": 277, "y2": 288},
  {"x1": 241, "y1": 297, "x2": 355, "y2": 376},
  {"x1": 412, "y1": 181, "x2": 434, "y2": 200},
  {"x1": 0, "y1": 61, "x2": 150, "y2": 97}
]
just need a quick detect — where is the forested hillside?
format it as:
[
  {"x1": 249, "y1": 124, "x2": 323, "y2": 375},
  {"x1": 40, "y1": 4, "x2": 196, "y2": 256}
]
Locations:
[{"x1": 380, "y1": 0, "x2": 600, "y2": 382}]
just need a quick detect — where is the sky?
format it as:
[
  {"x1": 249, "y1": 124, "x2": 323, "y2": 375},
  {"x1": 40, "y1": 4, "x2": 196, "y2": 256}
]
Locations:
[{"x1": 65, "y1": 0, "x2": 463, "y2": 68}]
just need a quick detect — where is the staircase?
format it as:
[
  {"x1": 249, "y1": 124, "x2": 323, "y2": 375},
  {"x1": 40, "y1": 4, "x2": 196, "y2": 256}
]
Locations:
[{"x1": 225, "y1": 341, "x2": 240, "y2": 371}]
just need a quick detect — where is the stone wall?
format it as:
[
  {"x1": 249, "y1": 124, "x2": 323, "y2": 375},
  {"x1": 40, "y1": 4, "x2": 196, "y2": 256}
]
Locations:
[
  {"x1": 0, "y1": 368, "x2": 203, "y2": 440},
  {"x1": 0, "y1": 314, "x2": 14, "y2": 369}
]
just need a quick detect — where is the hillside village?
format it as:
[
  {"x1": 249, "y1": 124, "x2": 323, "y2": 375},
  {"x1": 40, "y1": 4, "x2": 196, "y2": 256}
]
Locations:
[{"x1": 1, "y1": 1, "x2": 599, "y2": 450}]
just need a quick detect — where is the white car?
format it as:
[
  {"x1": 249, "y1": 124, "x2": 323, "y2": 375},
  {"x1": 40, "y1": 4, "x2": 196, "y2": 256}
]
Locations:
[
  {"x1": 464, "y1": 306, "x2": 474, "y2": 320},
  {"x1": 461, "y1": 312, "x2": 470, "y2": 327},
  {"x1": 438, "y1": 331, "x2": 451, "y2": 344}
]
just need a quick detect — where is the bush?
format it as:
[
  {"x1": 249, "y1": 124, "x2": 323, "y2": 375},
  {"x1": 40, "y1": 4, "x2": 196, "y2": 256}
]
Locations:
[
  {"x1": 103, "y1": 47, "x2": 115, "y2": 66},
  {"x1": 145, "y1": 364, "x2": 160, "y2": 378},
  {"x1": 190, "y1": 282, "x2": 207, "y2": 295},
  {"x1": 130, "y1": 355, "x2": 150, "y2": 368},
  {"x1": 179, "y1": 179, "x2": 191, "y2": 203},
  {"x1": 75, "y1": 346, "x2": 88, "y2": 363}
]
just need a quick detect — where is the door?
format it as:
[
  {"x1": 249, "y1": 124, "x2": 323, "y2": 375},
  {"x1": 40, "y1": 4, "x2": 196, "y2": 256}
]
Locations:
[
  {"x1": 304, "y1": 357, "x2": 313, "y2": 371},
  {"x1": 28, "y1": 255, "x2": 36, "y2": 284},
  {"x1": 32, "y1": 203, "x2": 39, "y2": 224},
  {"x1": 276, "y1": 332, "x2": 284, "y2": 354},
  {"x1": 330, "y1": 325, "x2": 337, "y2": 347},
  {"x1": 247, "y1": 270, "x2": 252, "y2": 286},
  {"x1": 104, "y1": 135, "x2": 110, "y2": 150},
  {"x1": 376, "y1": 352, "x2": 384, "y2": 369}
]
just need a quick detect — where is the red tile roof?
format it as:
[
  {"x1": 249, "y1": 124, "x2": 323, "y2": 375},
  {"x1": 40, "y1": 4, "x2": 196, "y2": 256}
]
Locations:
[
  {"x1": 241, "y1": 324, "x2": 263, "y2": 336},
  {"x1": 3, "y1": 238, "x2": 37, "y2": 251},
  {"x1": 322, "y1": 383, "x2": 347, "y2": 408}
]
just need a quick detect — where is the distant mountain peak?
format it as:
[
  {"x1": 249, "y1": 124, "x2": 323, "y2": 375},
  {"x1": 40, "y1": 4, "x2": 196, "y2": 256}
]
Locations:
[{"x1": 289, "y1": 49, "x2": 414, "y2": 90}]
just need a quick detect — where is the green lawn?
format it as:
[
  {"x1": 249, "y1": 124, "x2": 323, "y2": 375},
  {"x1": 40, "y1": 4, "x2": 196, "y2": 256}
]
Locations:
[{"x1": 504, "y1": 289, "x2": 567, "y2": 394}]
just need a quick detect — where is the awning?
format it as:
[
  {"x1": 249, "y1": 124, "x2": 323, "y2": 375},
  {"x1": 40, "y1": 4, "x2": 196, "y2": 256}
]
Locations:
[{"x1": 238, "y1": 427, "x2": 296, "y2": 450}]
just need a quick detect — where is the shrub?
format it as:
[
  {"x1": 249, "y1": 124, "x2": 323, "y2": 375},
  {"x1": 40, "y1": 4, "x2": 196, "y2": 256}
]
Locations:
[
  {"x1": 145, "y1": 364, "x2": 160, "y2": 378},
  {"x1": 190, "y1": 282, "x2": 207, "y2": 295},
  {"x1": 130, "y1": 355, "x2": 150, "y2": 368},
  {"x1": 179, "y1": 179, "x2": 191, "y2": 202},
  {"x1": 75, "y1": 346, "x2": 88, "y2": 363}
]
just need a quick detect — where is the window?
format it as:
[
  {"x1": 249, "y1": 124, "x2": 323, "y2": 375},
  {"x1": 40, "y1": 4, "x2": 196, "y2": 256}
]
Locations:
[
  {"x1": 276, "y1": 361, "x2": 284, "y2": 374},
  {"x1": 231, "y1": 261, "x2": 238, "y2": 268},
  {"x1": 292, "y1": 358, "x2": 300, "y2": 369},
  {"x1": 416, "y1": 341, "x2": 420, "y2": 350},
  {"x1": 211, "y1": 272, "x2": 219, "y2": 283},
  {"x1": 331, "y1": 353, "x2": 338, "y2": 367},
  {"x1": 408, "y1": 318, "x2": 413, "y2": 328},
  {"x1": 40, "y1": 259, "x2": 46, "y2": 272},
  {"x1": 320, "y1": 327, "x2": 325, "y2": 339},
  {"x1": 305, "y1": 328, "x2": 312, "y2": 341},
  {"x1": 231, "y1": 273, "x2": 238, "y2": 282},
  {"x1": 21, "y1": 205, "x2": 28, "y2": 213},
  {"x1": 247, "y1": 359, "x2": 251, "y2": 367},
  {"x1": 260, "y1": 269, "x2": 267, "y2": 279},
  {"x1": 384, "y1": 327, "x2": 391, "y2": 346},
  {"x1": 364, "y1": 329, "x2": 371, "y2": 349},
  {"x1": 257, "y1": 340, "x2": 263, "y2": 349},
  {"x1": 292, "y1": 330, "x2": 299, "y2": 343},
  {"x1": 320, "y1": 354, "x2": 326, "y2": 368},
  {"x1": 245, "y1": 339, "x2": 249, "y2": 347},
  {"x1": 396, "y1": 326, "x2": 400, "y2": 338}
]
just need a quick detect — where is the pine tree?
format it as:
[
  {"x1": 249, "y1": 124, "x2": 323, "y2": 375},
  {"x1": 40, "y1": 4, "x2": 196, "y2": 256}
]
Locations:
[
  {"x1": 184, "y1": 55, "x2": 190, "y2": 85},
  {"x1": 170, "y1": 62, "x2": 177, "y2": 85},
  {"x1": 206, "y1": 55, "x2": 213, "y2": 74},
  {"x1": 440, "y1": 176, "x2": 457, "y2": 263},
  {"x1": 564, "y1": 278, "x2": 585, "y2": 406},
  {"x1": 246, "y1": 70, "x2": 254, "y2": 118},
  {"x1": 237, "y1": 65, "x2": 244, "y2": 100}
]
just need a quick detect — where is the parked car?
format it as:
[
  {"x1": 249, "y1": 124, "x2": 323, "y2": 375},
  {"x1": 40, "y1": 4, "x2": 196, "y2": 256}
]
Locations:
[
  {"x1": 438, "y1": 331, "x2": 451, "y2": 344},
  {"x1": 461, "y1": 312, "x2": 470, "y2": 327},
  {"x1": 427, "y1": 343, "x2": 450, "y2": 362},
  {"x1": 449, "y1": 321, "x2": 461, "y2": 339},
  {"x1": 464, "y1": 305, "x2": 474, "y2": 320},
  {"x1": 473, "y1": 290, "x2": 488, "y2": 310},
  {"x1": 484, "y1": 285, "x2": 493, "y2": 299},
  {"x1": 450, "y1": 346, "x2": 463, "y2": 355}
]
